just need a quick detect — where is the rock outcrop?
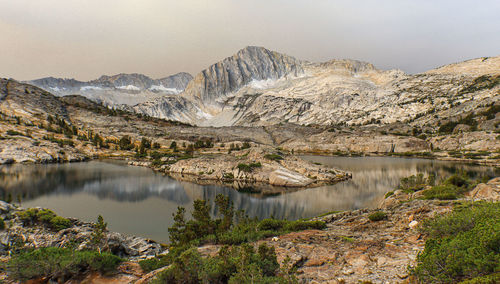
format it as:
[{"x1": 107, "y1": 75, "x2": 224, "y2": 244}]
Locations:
[
  {"x1": 145, "y1": 147, "x2": 351, "y2": 191},
  {"x1": 265, "y1": 199, "x2": 448, "y2": 283},
  {"x1": 0, "y1": 138, "x2": 86, "y2": 164},
  {"x1": 466, "y1": 177, "x2": 500, "y2": 201},
  {"x1": 0, "y1": 201, "x2": 165, "y2": 260}
]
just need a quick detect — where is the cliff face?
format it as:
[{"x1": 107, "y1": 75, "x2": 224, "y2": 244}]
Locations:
[{"x1": 183, "y1": 46, "x2": 305, "y2": 103}]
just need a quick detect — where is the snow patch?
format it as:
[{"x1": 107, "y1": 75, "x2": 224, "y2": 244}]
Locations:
[
  {"x1": 248, "y1": 78, "x2": 278, "y2": 90},
  {"x1": 117, "y1": 85, "x2": 141, "y2": 91},
  {"x1": 196, "y1": 108, "x2": 213, "y2": 119},
  {"x1": 149, "y1": 85, "x2": 181, "y2": 94},
  {"x1": 80, "y1": 86, "x2": 103, "y2": 91}
]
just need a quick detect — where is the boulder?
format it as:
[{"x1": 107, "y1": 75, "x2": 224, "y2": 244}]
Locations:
[
  {"x1": 269, "y1": 167, "x2": 313, "y2": 187},
  {"x1": 379, "y1": 190, "x2": 410, "y2": 209},
  {"x1": 466, "y1": 178, "x2": 500, "y2": 201}
]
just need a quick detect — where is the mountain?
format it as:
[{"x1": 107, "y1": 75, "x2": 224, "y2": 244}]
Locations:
[
  {"x1": 134, "y1": 46, "x2": 306, "y2": 124},
  {"x1": 132, "y1": 47, "x2": 500, "y2": 127},
  {"x1": 28, "y1": 72, "x2": 193, "y2": 107}
]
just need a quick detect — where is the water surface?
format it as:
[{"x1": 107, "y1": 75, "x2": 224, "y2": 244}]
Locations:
[{"x1": 0, "y1": 157, "x2": 495, "y2": 243}]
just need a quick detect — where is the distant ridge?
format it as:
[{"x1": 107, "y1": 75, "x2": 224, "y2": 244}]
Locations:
[{"x1": 27, "y1": 72, "x2": 193, "y2": 107}]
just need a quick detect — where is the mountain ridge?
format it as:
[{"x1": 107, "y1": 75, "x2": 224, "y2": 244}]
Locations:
[
  {"x1": 16, "y1": 46, "x2": 500, "y2": 128},
  {"x1": 27, "y1": 72, "x2": 193, "y2": 107},
  {"x1": 131, "y1": 47, "x2": 499, "y2": 127}
]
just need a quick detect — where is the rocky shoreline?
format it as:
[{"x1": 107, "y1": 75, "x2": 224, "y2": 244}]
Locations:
[
  {"x1": 127, "y1": 147, "x2": 352, "y2": 191},
  {"x1": 0, "y1": 202, "x2": 165, "y2": 261},
  {"x1": 0, "y1": 138, "x2": 89, "y2": 165}
]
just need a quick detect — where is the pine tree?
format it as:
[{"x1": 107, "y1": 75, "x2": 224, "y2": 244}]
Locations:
[{"x1": 91, "y1": 215, "x2": 108, "y2": 254}]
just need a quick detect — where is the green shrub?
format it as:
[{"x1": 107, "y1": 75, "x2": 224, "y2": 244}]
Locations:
[
  {"x1": 384, "y1": 191, "x2": 394, "y2": 198},
  {"x1": 264, "y1": 154, "x2": 283, "y2": 161},
  {"x1": 37, "y1": 209, "x2": 57, "y2": 223},
  {"x1": 236, "y1": 162, "x2": 262, "y2": 173},
  {"x1": 222, "y1": 172, "x2": 234, "y2": 179},
  {"x1": 0, "y1": 217, "x2": 5, "y2": 230},
  {"x1": 459, "y1": 272, "x2": 500, "y2": 284},
  {"x1": 16, "y1": 208, "x2": 72, "y2": 231},
  {"x1": 421, "y1": 175, "x2": 473, "y2": 200},
  {"x1": 422, "y1": 184, "x2": 462, "y2": 200},
  {"x1": 241, "y1": 142, "x2": 251, "y2": 149},
  {"x1": 438, "y1": 113, "x2": 479, "y2": 134},
  {"x1": 258, "y1": 219, "x2": 286, "y2": 231},
  {"x1": 169, "y1": 194, "x2": 327, "y2": 248},
  {"x1": 42, "y1": 135, "x2": 75, "y2": 147},
  {"x1": 118, "y1": 135, "x2": 134, "y2": 150},
  {"x1": 7, "y1": 247, "x2": 123, "y2": 282},
  {"x1": 139, "y1": 257, "x2": 170, "y2": 273},
  {"x1": 283, "y1": 220, "x2": 326, "y2": 231},
  {"x1": 50, "y1": 216, "x2": 72, "y2": 231},
  {"x1": 444, "y1": 174, "x2": 470, "y2": 188},
  {"x1": 398, "y1": 173, "x2": 435, "y2": 192},
  {"x1": 448, "y1": 150, "x2": 463, "y2": 158},
  {"x1": 6, "y1": 130, "x2": 23, "y2": 136},
  {"x1": 152, "y1": 244, "x2": 281, "y2": 284},
  {"x1": 438, "y1": 121, "x2": 459, "y2": 134},
  {"x1": 368, "y1": 211, "x2": 387, "y2": 221},
  {"x1": 17, "y1": 208, "x2": 44, "y2": 225},
  {"x1": 412, "y1": 202, "x2": 500, "y2": 283}
]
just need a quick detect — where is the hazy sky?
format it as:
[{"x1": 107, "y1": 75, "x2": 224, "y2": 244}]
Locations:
[{"x1": 1, "y1": 0, "x2": 499, "y2": 81}]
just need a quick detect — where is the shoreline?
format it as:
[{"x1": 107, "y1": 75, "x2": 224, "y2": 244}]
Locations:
[{"x1": 2, "y1": 148, "x2": 497, "y2": 167}]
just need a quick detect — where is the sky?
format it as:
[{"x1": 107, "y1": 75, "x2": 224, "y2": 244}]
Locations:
[{"x1": 0, "y1": 0, "x2": 499, "y2": 81}]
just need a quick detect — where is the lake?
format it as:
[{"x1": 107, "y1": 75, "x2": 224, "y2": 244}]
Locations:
[{"x1": 0, "y1": 157, "x2": 496, "y2": 243}]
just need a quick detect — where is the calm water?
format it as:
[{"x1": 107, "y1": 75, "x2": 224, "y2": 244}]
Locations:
[{"x1": 0, "y1": 157, "x2": 496, "y2": 243}]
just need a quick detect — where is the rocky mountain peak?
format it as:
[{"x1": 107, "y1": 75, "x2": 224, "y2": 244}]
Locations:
[
  {"x1": 29, "y1": 77, "x2": 85, "y2": 89},
  {"x1": 184, "y1": 46, "x2": 305, "y2": 103},
  {"x1": 157, "y1": 72, "x2": 194, "y2": 90},
  {"x1": 91, "y1": 73, "x2": 156, "y2": 89}
]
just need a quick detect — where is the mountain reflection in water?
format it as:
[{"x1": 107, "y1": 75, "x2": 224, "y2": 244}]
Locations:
[{"x1": 0, "y1": 157, "x2": 495, "y2": 242}]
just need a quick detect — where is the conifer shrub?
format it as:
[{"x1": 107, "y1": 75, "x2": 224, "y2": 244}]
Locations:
[
  {"x1": 49, "y1": 216, "x2": 72, "y2": 231},
  {"x1": 368, "y1": 211, "x2": 387, "y2": 221},
  {"x1": 264, "y1": 154, "x2": 283, "y2": 161},
  {"x1": 16, "y1": 208, "x2": 72, "y2": 231},
  {"x1": 168, "y1": 195, "x2": 327, "y2": 248},
  {"x1": 141, "y1": 194, "x2": 325, "y2": 280},
  {"x1": 152, "y1": 244, "x2": 282, "y2": 284},
  {"x1": 7, "y1": 247, "x2": 123, "y2": 282},
  {"x1": 421, "y1": 174, "x2": 474, "y2": 200},
  {"x1": 236, "y1": 162, "x2": 262, "y2": 172},
  {"x1": 412, "y1": 202, "x2": 500, "y2": 283},
  {"x1": 118, "y1": 135, "x2": 134, "y2": 150}
]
